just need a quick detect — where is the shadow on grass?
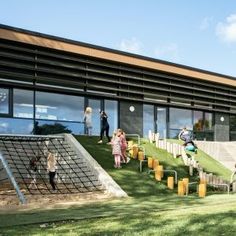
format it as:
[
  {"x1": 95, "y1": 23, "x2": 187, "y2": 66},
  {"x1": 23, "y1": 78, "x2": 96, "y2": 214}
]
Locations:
[
  {"x1": 1, "y1": 207, "x2": 235, "y2": 235},
  {"x1": 0, "y1": 135, "x2": 234, "y2": 235}
]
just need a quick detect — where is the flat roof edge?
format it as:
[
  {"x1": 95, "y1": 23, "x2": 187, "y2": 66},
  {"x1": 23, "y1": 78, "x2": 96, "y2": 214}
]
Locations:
[{"x1": 0, "y1": 23, "x2": 236, "y2": 84}]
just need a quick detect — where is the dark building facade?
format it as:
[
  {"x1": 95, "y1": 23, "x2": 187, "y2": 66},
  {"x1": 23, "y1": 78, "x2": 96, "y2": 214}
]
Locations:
[{"x1": 1, "y1": 24, "x2": 236, "y2": 141}]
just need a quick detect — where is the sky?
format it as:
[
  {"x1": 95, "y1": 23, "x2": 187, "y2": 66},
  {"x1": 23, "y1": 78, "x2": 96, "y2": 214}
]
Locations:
[{"x1": 1, "y1": 0, "x2": 236, "y2": 77}]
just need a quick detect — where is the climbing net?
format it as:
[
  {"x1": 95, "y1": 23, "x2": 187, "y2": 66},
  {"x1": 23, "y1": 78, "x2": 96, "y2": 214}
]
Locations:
[{"x1": 0, "y1": 135, "x2": 104, "y2": 195}]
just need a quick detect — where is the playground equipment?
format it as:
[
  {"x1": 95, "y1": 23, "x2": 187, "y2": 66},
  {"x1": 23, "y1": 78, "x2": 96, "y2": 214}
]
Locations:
[
  {"x1": 0, "y1": 134, "x2": 106, "y2": 204},
  {"x1": 147, "y1": 130, "x2": 233, "y2": 195}
]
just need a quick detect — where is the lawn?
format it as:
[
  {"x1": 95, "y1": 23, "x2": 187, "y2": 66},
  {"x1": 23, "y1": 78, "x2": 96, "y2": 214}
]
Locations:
[{"x1": 0, "y1": 136, "x2": 235, "y2": 236}]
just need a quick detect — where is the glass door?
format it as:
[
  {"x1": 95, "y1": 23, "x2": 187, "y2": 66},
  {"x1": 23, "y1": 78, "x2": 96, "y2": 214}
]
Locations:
[
  {"x1": 156, "y1": 107, "x2": 167, "y2": 139},
  {"x1": 88, "y1": 99, "x2": 102, "y2": 135}
]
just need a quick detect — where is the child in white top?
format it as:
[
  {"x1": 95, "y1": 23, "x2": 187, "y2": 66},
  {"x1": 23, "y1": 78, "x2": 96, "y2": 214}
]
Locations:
[
  {"x1": 83, "y1": 107, "x2": 92, "y2": 136},
  {"x1": 47, "y1": 150, "x2": 57, "y2": 191}
]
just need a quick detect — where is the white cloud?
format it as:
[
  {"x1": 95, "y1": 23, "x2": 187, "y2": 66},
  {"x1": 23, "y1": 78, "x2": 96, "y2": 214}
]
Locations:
[
  {"x1": 119, "y1": 37, "x2": 142, "y2": 54},
  {"x1": 154, "y1": 43, "x2": 179, "y2": 62},
  {"x1": 216, "y1": 14, "x2": 236, "y2": 43},
  {"x1": 0, "y1": 123, "x2": 8, "y2": 128},
  {"x1": 200, "y1": 17, "x2": 213, "y2": 31}
]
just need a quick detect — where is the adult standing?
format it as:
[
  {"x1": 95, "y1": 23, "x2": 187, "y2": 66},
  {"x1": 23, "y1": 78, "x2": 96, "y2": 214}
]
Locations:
[
  {"x1": 98, "y1": 111, "x2": 111, "y2": 144},
  {"x1": 83, "y1": 107, "x2": 93, "y2": 136}
]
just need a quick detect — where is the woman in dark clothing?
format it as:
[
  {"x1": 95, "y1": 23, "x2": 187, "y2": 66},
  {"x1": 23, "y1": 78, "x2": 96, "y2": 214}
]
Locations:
[{"x1": 98, "y1": 111, "x2": 111, "y2": 144}]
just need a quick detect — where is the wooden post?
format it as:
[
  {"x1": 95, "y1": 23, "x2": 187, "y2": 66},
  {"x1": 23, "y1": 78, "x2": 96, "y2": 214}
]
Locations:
[
  {"x1": 148, "y1": 157, "x2": 153, "y2": 169},
  {"x1": 183, "y1": 178, "x2": 189, "y2": 195},
  {"x1": 167, "y1": 176, "x2": 174, "y2": 189},
  {"x1": 178, "y1": 180, "x2": 185, "y2": 196},
  {"x1": 128, "y1": 140, "x2": 134, "y2": 149},
  {"x1": 133, "y1": 146, "x2": 139, "y2": 159},
  {"x1": 153, "y1": 159, "x2": 159, "y2": 170},
  {"x1": 155, "y1": 165, "x2": 163, "y2": 181},
  {"x1": 148, "y1": 130, "x2": 152, "y2": 143},
  {"x1": 198, "y1": 183, "x2": 207, "y2": 197},
  {"x1": 189, "y1": 165, "x2": 193, "y2": 176},
  {"x1": 138, "y1": 151, "x2": 144, "y2": 160},
  {"x1": 232, "y1": 182, "x2": 236, "y2": 192},
  {"x1": 155, "y1": 133, "x2": 159, "y2": 148},
  {"x1": 173, "y1": 143, "x2": 177, "y2": 158}
]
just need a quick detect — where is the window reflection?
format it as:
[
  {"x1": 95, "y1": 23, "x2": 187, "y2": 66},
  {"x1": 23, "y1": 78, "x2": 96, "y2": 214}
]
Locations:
[
  {"x1": 193, "y1": 111, "x2": 203, "y2": 131},
  {"x1": 14, "y1": 89, "x2": 33, "y2": 118},
  {"x1": 204, "y1": 112, "x2": 213, "y2": 130},
  {"x1": 36, "y1": 92, "x2": 84, "y2": 122},
  {"x1": 0, "y1": 88, "x2": 9, "y2": 114},
  {"x1": 0, "y1": 118, "x2": 33, "y2": 134},
  {"x1": 169, "y1": 129, "x2": 181, "y2": 139},
  {"x1": 105, "y1": 100, "x2": 118, "y2": 135},
  {"x1": 143, "y1": 104, "x2": 154, "y2": 138},
  {"x1": 88, "y1": 99, "x2": 101, "y2": 135},
  {"x1": 157, "y1": 107, "x2": 167, "y2": 139},
  {"x1": 169, "y1": 108, "x2": 192, "y2": 130},
  {"x1": 35, "y1": 120, "x2": 84, "y2": 135}
]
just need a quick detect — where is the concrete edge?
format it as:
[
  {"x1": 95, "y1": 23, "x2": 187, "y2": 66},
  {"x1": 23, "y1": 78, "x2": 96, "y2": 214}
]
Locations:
[{"x1": 64, "y1": 134, "x2": 127, "y2": 198}]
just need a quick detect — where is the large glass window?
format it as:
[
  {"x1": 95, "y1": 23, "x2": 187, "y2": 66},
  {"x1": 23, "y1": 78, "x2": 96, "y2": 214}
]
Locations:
[
  {"x1": 193, "y1": 111, "x2": 203, "y2": 131},
  {"x1": 0, "y1": 118, "x2": 33, "y2": 134},
  {"x1": 169, "y1": 108, "x2": 192, "y2": 139},
  {"x1": 230, "y1": 115, "x2": 236, "y2": 140},
  {"x1": 0, "y1": 88, "x2": 9, "y2": 114},
  {"x1": 35, "y1": 120, "x2": 83, "y2": 135},
  {"x1": 204, "y1": 112, "x2": 213, "y2": 130},
  {"x1": 104, "y1": 100, "x2": 118, "y2": 135},
  {"x1": 169, "y1": 108, "x2": 192, "y2": 130},
  {"x1": 157, "y1": 107, "x2": 167, "y2": 139},
  {"x1": 143, "y1": 104, "x2": 154, "y2": 138},
  {"x1": 13, "y1": 89, "x2": 33, "y2": 118},
  {"x1": 36, "y1": 92, "x2": 84, "y2": 122},
  {"x1": 88, "y1": 99, "x2": 101, "y2": 135}
]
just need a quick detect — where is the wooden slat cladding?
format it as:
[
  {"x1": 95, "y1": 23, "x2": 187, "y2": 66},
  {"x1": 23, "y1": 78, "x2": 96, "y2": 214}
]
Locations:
[
  {"x1": 1, "y1": 37, "x2": 236, "y2": 114},
  {"x1": 1, "y1": 26, "x2": 236, "y2": 87}
]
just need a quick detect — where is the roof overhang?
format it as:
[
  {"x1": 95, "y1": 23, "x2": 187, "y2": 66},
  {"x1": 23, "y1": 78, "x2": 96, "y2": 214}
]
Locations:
[{"x1": 0, "y1": 25, "x2": 235, "y2": 87}]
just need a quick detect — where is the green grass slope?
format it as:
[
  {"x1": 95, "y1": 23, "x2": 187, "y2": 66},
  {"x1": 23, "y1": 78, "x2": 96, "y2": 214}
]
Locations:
[{"x1": 0, "y1": 136, "x2": 235, "y2": 236}]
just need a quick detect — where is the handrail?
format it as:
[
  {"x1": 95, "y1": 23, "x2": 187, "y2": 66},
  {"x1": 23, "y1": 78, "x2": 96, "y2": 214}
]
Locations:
[
  {"x1": 0, "y1": 152, "x2": 27, "y2": 204},
  {"x1": 208, "y1": 183, "x2": 230, "y2": 195},
  {"x1": 139, "y1": 160, "x2": 147, "y2": 172}
]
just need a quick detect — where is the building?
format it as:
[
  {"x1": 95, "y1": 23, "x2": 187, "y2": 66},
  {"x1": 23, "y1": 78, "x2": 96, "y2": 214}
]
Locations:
[{"x1": 1, "y1": 24, "x2": 236, "y2": 141}]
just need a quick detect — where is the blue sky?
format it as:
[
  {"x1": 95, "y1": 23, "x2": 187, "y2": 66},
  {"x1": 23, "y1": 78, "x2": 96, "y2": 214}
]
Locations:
[{"x1": 1, "y1": 0, "x2": 236, "y2": 77}]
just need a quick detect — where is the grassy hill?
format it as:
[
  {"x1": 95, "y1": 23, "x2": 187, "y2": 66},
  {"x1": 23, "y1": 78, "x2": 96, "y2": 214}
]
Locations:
[{"x1": 0, "y1": 136, "x2": 235, "y2": 236}]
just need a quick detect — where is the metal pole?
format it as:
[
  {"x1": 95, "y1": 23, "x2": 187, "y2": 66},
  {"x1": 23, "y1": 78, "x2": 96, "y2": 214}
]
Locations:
[{"x1": 0, "y1": 152, "x2": 26, "y2": 204}]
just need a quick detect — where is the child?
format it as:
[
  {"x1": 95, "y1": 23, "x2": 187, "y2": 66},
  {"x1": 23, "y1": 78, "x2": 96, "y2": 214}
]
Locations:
[
  {"x1": 120, "y1": 129, "x2": 128, "y2": 163},
  {"x1": 83, "y1": 107, "x2": 92, "y2": 136},
  {"x1": 98, "y1": 111, "x2": 111, "y2": 144},
  {"x1": 111, "y1": 129, "x2": 122, "y2": 168},
  {"x1": 28, "y1": 156, "x2": 40, "y2": 189},
  {"x1": 178, "y1": 127, "x2": 197, "y2": 153},
  {"x1": 47, "y1": 150, "x2": 57, "y2": 191}
]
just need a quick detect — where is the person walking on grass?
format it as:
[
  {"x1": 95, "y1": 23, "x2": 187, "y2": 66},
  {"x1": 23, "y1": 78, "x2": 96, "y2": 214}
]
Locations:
[{"x1": 98, "y1": 111, "x2": 111, "y2": 144}]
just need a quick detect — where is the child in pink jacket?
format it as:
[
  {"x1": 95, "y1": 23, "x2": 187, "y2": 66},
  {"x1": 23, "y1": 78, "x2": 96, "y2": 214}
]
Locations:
[{"x1": 111, "y1": 129, "x2": 122, "y2": 168}]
